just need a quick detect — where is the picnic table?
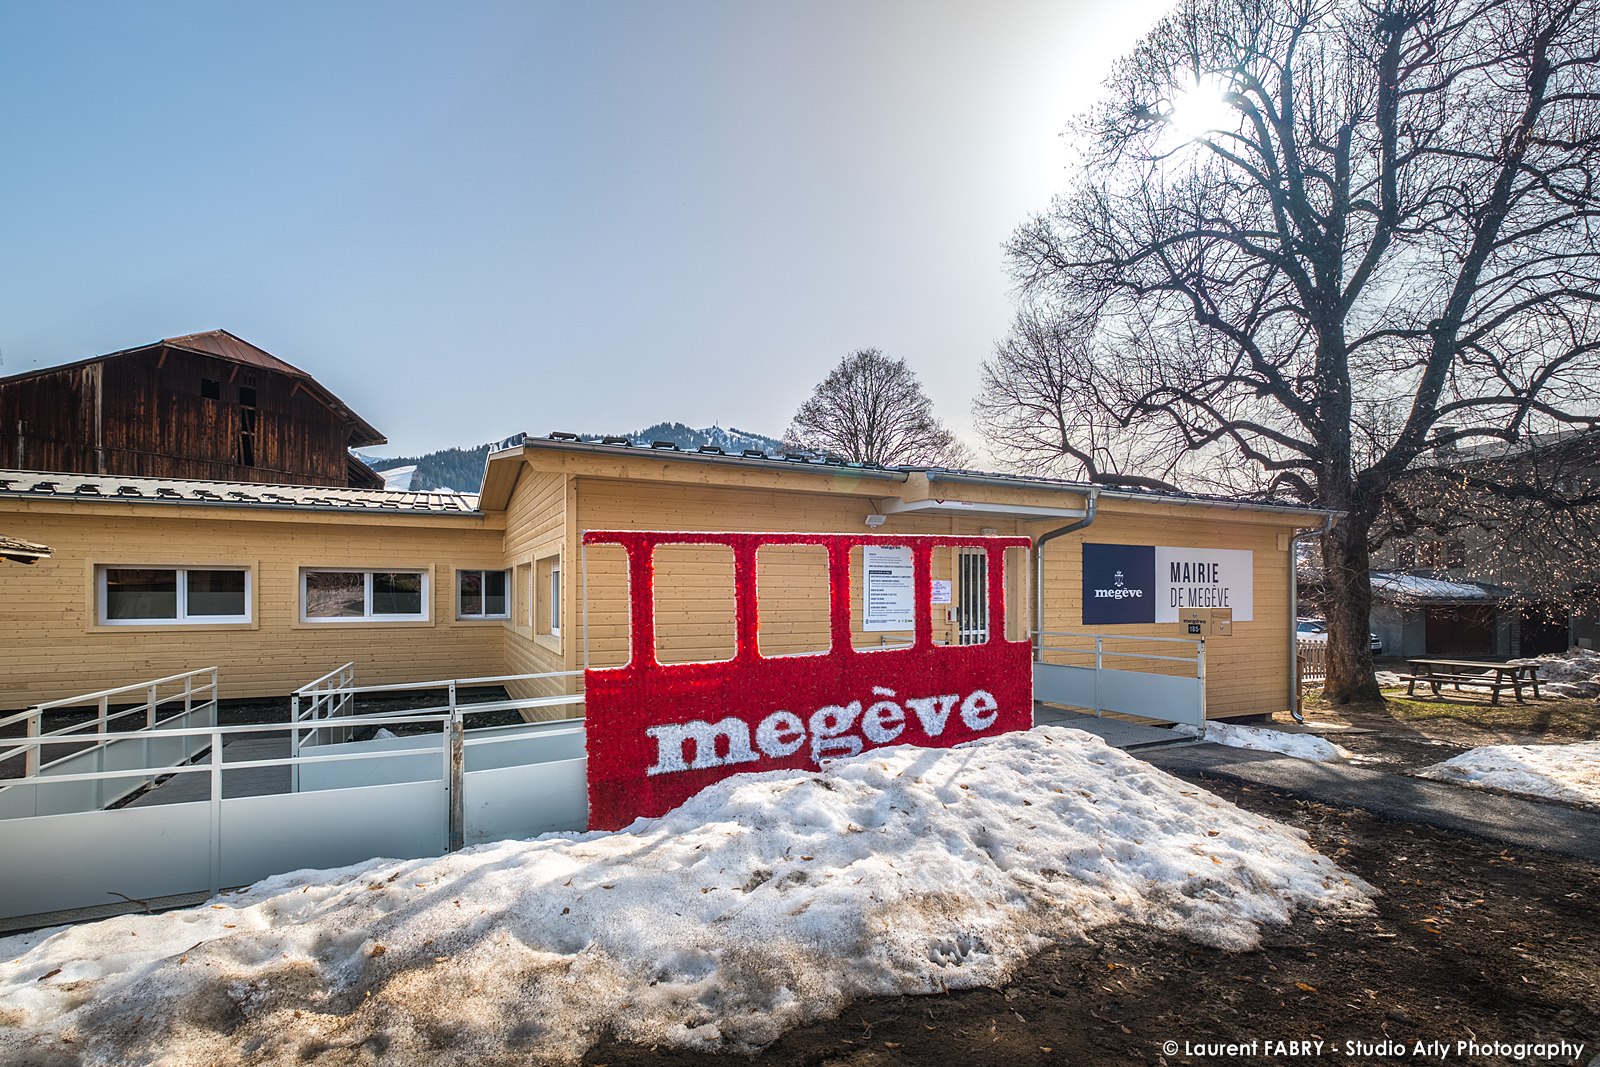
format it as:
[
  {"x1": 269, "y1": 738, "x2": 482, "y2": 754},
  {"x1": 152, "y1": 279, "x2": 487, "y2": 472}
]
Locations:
[{"x1": 1401, "y1": 658, "x2": 1542, "y2": 705}]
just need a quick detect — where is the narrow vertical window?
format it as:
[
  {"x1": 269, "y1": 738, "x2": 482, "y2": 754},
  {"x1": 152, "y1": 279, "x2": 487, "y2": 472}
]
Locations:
[
  {"x1": 535, "y1": 554, "x2": 562, "y2": 640},
  {"x1": 550, "y1": 563, "x2": 562, "y2": 636},
  {"x1": 238, "y1": 385, "x2": 258, "y2": 467}
]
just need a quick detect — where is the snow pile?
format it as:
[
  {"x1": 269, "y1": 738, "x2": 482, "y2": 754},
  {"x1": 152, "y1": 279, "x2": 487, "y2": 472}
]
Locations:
[
  {"x1": 1205, "y1": 721, "x2": 1353, "y2": 762},
  {"x1": 1375, "y1": 670, "x2": 1404, "y2": 688},
  {"x1": 1418, "y1": 741, "x2": 1600, "y2": 807},
  {"x1": 1508, "y1": 648, "x2": 1600, "y2": 698},
  {"x1": 0, "y1": 728, "x2": 1371, "y2": 1066}
]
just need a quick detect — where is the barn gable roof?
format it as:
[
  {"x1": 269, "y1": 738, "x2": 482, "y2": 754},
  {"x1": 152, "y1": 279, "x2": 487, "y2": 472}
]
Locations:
[{"x1": 0, "y1": 330, "x2": 386, "y2": 448}]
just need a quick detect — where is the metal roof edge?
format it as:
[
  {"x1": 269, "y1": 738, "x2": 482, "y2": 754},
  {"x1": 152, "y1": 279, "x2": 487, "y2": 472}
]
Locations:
[
  {"x1": 517, "y1": 434, "x2": 910, "y2": 483},
  {"x1": 922, "y1": 470, "x2": 1337, "y2": 518},
  {"x1": 0, "y1": 470, "x2": 483, "y2": 518}
]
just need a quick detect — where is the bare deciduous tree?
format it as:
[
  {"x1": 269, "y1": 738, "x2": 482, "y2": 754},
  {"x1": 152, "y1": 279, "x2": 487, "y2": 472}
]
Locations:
[
  {"x1": 988, "y1": 0, "x2": 1600, "y2": 701},
  {"x1": 787, "y1": 349, "x2": 972, "y2": 467},
  {"x1": 1374, "y1": 430, "x2": 1600, "y2": 607}
]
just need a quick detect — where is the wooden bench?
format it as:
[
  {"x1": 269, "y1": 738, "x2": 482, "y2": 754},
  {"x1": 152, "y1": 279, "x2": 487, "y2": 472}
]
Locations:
[
  {"x1": 1400, "y1": 659, "x2": 1542, "y2": 705},
  {"x1": 1397, "y1": 672, "x2": 1511, "y2": 703}
]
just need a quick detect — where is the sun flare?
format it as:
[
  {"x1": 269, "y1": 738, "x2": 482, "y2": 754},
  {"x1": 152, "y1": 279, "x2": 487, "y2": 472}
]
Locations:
[{"x1": 1163, "y1": 72, "x2": 1236, "y2": 146}]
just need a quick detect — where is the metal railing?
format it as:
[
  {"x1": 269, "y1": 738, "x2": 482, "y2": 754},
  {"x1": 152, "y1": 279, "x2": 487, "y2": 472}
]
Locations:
[
  {"x1": 1032, "y1": 631, "x2": 1207, "y2": 725},
  {"x1": 0, "y1": 668, "x2": 220, "y2": 807},
  {"x1": 0, "y1": 667, "x2": 593, "y2": 920},
  {"x1": 291, "y1": 662, "x2": 356, "y2": 762},
  {"x1": 0, "y1": 710, "x2": 458, "y2": 907},
  {"x1": 1035, "y1": 631, "x2": 1207, "y2": 670},
  {"x1": 290, "y1": 666, "x2": 587, "y2": 847}
]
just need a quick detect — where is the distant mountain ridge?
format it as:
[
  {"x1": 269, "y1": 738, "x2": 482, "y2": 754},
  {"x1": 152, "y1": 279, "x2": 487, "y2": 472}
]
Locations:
[{"x1": 359, "y1": 423, "x2": 786, "y2": 493}]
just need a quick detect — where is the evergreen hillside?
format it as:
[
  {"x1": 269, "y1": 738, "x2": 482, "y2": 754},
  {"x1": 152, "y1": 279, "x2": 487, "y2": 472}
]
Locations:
[{"x1": 360, "y1": 424, "x2": 785, "y2": 494}]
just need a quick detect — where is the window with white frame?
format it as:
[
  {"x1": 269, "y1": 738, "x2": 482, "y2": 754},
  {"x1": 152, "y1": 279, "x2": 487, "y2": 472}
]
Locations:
[
  {"x1": 98, "y1": 566, "x2": 250, "y2": 625},
  {"x1": 301, "y1": 569, "x2": 428, "y2": 621},
  {"x1": 457, "y1": 569, "x2": 510, "y2": 619}
]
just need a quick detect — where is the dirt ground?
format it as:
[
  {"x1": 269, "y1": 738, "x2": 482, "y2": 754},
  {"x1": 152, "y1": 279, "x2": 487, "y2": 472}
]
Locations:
[
  {"x1": 1297, "y1": 687, "x2": 1599, "y2": 801},
  {"x1": 580, "y1": 688, "x2": 1600, "y2": 1065},
  {"x1": 582, "y1": 777, "x2": 1599, "y2": 1067}
]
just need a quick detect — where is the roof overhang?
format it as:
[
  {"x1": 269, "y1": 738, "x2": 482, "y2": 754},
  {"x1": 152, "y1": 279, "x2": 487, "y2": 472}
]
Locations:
[{"x1": 875, "y1": 497, "x2": 1085, "y2": 521}]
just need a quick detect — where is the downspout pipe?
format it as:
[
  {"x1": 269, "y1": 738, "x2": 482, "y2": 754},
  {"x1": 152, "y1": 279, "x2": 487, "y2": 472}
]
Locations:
[
  {"x1": 1288, "y1": 513, "x2": 1338, "y2": 723},
  {"x1": 1033, "y1": 488, "x2": 1099, "y2": 654}
]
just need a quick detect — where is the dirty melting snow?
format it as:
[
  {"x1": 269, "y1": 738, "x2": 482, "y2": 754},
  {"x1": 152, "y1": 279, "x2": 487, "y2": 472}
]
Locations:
[
  {"x1": 1205, "y1": 721, "x2": 1353, "y2": 762},
  {"x1": 1418, "y1": 741, "x2": 1600, "y2": 807},
  {"x1": 0, "y1": 727, "x2": 1371, "y2": 1065},
  {"x1": 1508, "y1": 648, "x2": 1600, "y2": 698}
]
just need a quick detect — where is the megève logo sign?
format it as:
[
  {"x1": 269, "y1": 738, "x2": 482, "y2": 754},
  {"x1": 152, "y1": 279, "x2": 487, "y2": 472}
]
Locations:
[
  {"x1": 646, "y1": 686, "x2": 1001, "y2": 775},
  {"x1": 1082, "y1": 543, "x2": 1254, "y2": 625},
  {"x1": 1092, "y1": 568, "x2": 1145, "y2": 601},
  {"x1": 580, "y1": 529, "x2": 1036, "y2": 830}
]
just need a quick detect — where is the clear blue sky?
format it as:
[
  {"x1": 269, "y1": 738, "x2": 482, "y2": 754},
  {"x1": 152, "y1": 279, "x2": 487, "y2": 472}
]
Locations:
[{"x1": 0, "y1": 0, "x2": 1176, "y2": 458}]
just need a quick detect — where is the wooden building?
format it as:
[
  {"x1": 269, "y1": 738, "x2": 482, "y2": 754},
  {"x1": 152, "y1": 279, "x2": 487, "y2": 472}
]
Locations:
[
  {"x1": 0, "y1": 330, "x2": 386, "y2": 489},
  {"x1": 0, "y1": 435, "x2": 1332, "y2": 719}
]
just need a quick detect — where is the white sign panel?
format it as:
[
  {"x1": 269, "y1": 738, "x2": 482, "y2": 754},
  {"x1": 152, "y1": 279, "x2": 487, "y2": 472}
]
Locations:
[
  {"x1": 1153, "y1": 546, "x2": 1253, "y2": 622},
  {"x1": 930, "y1": 580, "x2": 953, "y2": 605},
  {"x1": 862, "y1": 544, "x2": 915, "y2": 631}
]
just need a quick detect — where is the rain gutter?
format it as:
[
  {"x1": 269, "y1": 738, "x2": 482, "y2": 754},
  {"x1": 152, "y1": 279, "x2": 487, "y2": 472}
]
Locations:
[{"x1": 1033, "y1": 488, "x2": 1099, "y2": 648}]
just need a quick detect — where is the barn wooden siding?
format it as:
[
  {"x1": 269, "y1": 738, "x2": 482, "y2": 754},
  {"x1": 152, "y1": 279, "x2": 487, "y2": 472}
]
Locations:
[{"x1": 0, "y1": 345, "x2": 380, "y2": 488}]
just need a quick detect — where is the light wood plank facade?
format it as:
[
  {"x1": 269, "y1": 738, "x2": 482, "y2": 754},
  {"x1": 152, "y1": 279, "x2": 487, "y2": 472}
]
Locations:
[{"x1": 0, "y1": 439, "x2": 1323, "y2": 718}]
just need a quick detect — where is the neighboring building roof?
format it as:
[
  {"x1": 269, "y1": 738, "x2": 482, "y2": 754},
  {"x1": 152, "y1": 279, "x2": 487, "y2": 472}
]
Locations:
[
  {"x1": 0, "y1": 330, "x2": 386, "y2": 448},
  {"x1": 0, "y1": 534, "x2": 50, "y2": 564},
  {"x1": 0, "y1": 470, "x2": 479, "y2": 516},
  {"x1": 1372, "y1": 571, "x2": 1505, "y2": 604},
  {"x1": 493, "y1": 432, "x2": 1337, "y2": 518},
  {"x1": 1442, "y1": 427, "x2": 1600, "y2": 464}
]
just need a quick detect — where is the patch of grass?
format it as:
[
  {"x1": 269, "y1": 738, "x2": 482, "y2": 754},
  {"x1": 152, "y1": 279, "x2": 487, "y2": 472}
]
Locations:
[{"x1": 1303, "y1": 690, "x2": 1599, "y2": 740}]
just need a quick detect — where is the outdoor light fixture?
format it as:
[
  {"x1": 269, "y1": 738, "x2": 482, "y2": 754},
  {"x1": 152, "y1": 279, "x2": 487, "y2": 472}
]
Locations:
[{"x1": 865, "y1": 514, "x2": 887, "y2": 528}]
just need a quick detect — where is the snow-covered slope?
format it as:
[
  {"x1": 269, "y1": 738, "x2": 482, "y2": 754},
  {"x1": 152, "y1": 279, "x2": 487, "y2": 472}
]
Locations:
[
  {"x1": 580, "y1": 422, "x2": 786, "y2": 454},
  {"x1": 0, "y1": 728, "x2": 1371, "y2": 1065},
  {"x1": 379, "y1": 464, "x2": 417, "y2": 491},
  {"x1": 360, "y1": 424, "x2": 788, "y2": 496}
]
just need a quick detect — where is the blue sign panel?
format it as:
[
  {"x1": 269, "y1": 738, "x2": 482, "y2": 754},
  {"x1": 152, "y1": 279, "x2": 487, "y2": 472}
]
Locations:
[{"x1": 1082, "y1": 543, "x2": 1156, "y2": 624}]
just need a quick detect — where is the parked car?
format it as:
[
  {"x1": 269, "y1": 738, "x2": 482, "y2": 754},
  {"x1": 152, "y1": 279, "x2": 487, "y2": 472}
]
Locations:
[{"x1": 1297, "y1": 618, "x2": 1383, "y2": 655}]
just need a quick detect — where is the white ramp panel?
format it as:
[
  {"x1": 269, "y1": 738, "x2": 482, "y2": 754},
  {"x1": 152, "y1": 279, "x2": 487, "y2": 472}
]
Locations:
[
  {"x1": 1034, "y1": 662, "x2": 1098, "y2": 711},
  {"x1": 220, "y1": 782, "x2": 448, "y2": 890},
  {"x1": 465, "y1": 723, "x2": 584, "y2": 773},
  {"x1": 1096, "y1": 669, "x2": 1204, "y2": 727},
  {"x1": 1034, "y1": 662, "x2": 1204, "y2": 728},
  {"x1": 464, "y1": 757, "x2": 588, "y2": 845},
  {"x1": 297, "y1": 733, "x2": 444, "y2": 791},
  {"x1": 0, "y1": 803, "x2": 211, "y2": 919}
]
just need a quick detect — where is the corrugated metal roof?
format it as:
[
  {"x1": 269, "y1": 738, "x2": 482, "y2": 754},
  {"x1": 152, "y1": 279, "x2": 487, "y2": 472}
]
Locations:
[
  {"x1": 0, "y1": 470, "x2": 480, "y2": 515},
  {"x1": 1371, "y1": 571, "x2": 1504, "y2": 603},
  {"x1": 500, "y1": 432, "x2": 1335, "y2": 517},
  {"x1": 161, "y1": 330, "x2": 311, "y2": 379}
]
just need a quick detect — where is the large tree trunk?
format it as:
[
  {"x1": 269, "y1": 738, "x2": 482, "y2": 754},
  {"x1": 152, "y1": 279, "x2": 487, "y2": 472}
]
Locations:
[{"x1": 1321, "y1": 516, "x2": 1383, "y2": 703}]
